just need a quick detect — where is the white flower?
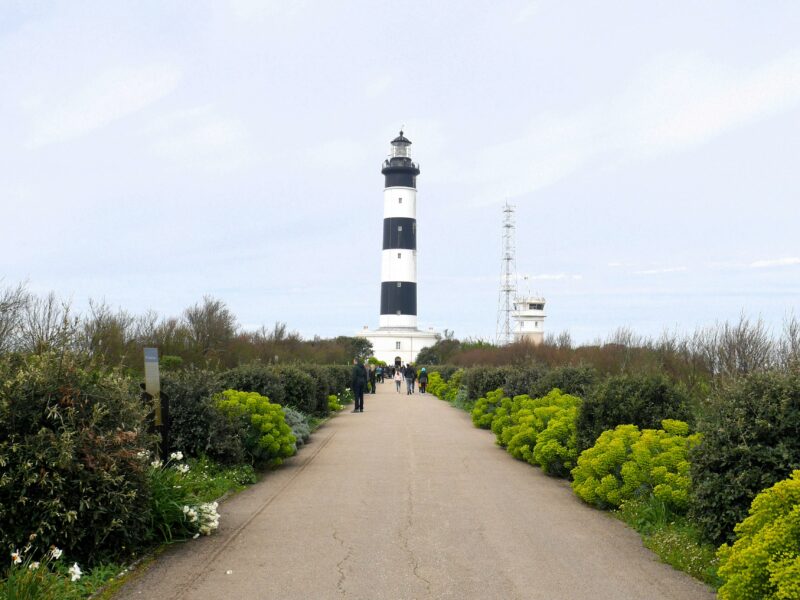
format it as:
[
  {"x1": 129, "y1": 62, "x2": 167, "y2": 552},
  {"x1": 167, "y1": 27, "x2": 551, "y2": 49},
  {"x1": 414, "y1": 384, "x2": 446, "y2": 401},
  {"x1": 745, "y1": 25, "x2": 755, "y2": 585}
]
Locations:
[
  {"x1": 11, "y1": 550, "x2": 22, "y2": 564},
  {"x1": 151, "y1": 459, "x2": 163, "y2": 468},
  {"x1": 175, "y1": 464, "x2": 190, "y2": 474},
  {"x1": 182, "y1": 505, "x2": 190, "y2": 514},
  {"x1": 50, "y1": 546, "x2": 63, "y2": 560},
  {"x1": 68, "y1": 562, "x2": 82, "y2": 581},
  {"x1": 29, "y1": 562, "x2": 40, "y2": 570},
  {"x1": 169, "y1": 451, "x2": 184, "y2": 461},
  {"x1": 136, "y1": 450, "x2": 149, "y2": 459}
]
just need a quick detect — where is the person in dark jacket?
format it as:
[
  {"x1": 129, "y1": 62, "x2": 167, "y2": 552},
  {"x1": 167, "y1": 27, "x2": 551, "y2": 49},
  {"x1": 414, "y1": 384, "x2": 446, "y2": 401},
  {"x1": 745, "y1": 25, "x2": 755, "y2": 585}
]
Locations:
[
  {"x1": 368, "y1": 365, "x2": 377, "y2": 394},
  {"x1": 351, "y1": 358, "x2": 367, "y2": 412},
  {"x1": 418, "y1": 368, "x2": 429, "y2": 394},
  {"x1": 404, "y1": 363, "x2": 417, "y2": 395}
]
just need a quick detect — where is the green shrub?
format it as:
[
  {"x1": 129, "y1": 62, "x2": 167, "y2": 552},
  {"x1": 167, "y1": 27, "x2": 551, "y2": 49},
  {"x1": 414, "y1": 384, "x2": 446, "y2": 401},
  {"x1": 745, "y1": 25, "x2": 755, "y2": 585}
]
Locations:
[
  {"x1": 272, "y1": 366, "x2": 315, "y2": 414},
  {"x1": 532, "y1": 404, "x2": 580, "y2": 477},
  {"x1": 571, "y1": 424, "x2": 642, "y2": 508},
  {"x1": 162, "y1": 368, "x2": 247, "y2": 464},
  {"x1": 427, "y1": 372, "x2": 446, "y2": 398},
  {"x1": 471, "y1": 388, "x2": 506, "y2": 429},
  {"x1": 303, "y1": 366, "x2": 333, "y2": 415},
  {"x1": 220, "y1": 364, "x2": 286, "y2": 406},
  {"x1": 530, "y1": 365, "x2": 598, "y2": 399},
  {"x1": 571, "y1": 420, "x2": 699, "y2": 511},
  {"x1": 576, "y1": 373, "x2": 691, "y2": 452},
  {"x1": 322, "y1": 365, "x2": 350, "y2": 396},
  {"x1": 327, "y1": 394, "x2": 343, "y2": 412},
  {"x1": 215, "y1": 390, "x2": 296, "y2": 467},
  {"x1": 463, "y1": 366, "x2": 513, "y2": 402},
  {"x1": 282, "y1": 406, "x2": 311, "y2": 446},
  {"x1": 504, "y1": 390, "x2": 581, "y2": 467},
  {"x1": 716, "y1": 469, "x2": 800, "y2": 600},
  {"x1": 503, "y1": 366, "x2": 547, "y2": 397},
  {"x1": 691, "y1": 370, "x2": 800, "y2": 545},
  {"x1": 0, "y1": 353, "x2": 152, "y2": 565}
]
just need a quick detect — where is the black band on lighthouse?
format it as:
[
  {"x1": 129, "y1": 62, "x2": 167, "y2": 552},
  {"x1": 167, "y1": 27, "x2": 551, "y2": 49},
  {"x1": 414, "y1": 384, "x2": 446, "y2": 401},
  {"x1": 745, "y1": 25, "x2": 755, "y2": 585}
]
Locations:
[
  {"x1": 384, "y1": 171, "x2": 417, "y2": 188},
  {"x1": 382, "y1": 217, "x2": 416, "y2": 250},
  {"x1": 380, "y1": 281, "x2": 417, "y2": 316}
]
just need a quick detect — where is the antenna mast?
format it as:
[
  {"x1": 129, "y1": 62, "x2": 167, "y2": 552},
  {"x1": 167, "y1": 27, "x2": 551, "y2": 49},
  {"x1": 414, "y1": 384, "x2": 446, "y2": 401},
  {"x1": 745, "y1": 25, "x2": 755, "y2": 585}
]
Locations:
[{"x1": 496, "y1": 202, "x2": 517, "y2": 345}]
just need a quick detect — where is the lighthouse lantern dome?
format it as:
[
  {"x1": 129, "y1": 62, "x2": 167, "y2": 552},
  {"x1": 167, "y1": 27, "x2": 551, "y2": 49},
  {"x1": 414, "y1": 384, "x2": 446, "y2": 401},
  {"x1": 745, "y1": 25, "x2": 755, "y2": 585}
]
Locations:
[{"x1": 390, "y1": 131, "x2": 412, "y2": 158}]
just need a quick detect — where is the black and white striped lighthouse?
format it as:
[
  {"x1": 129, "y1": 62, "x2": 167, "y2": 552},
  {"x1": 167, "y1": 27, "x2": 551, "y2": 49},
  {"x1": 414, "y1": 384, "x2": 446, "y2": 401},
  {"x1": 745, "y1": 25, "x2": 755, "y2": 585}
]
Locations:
[
  {"x1": 357, "y1": 131, "x2": 438, "y2": 365},
  {"x1": 379, "y1": 131, "x2": 420, "y2": 329}
]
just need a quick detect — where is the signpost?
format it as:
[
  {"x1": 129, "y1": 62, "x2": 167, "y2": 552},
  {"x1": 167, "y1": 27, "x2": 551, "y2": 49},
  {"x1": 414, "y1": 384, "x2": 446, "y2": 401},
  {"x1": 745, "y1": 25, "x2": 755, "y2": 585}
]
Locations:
[{"x1": 143, "y1": 347, "x2": 161, "y2": 425}]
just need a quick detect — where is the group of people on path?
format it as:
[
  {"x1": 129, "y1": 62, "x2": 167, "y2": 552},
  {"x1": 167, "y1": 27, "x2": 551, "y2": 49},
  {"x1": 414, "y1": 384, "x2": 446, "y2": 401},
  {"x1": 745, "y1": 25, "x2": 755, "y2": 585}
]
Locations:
[{"x1": 350, "y1": 359, "x2": 430, "y2": 412}]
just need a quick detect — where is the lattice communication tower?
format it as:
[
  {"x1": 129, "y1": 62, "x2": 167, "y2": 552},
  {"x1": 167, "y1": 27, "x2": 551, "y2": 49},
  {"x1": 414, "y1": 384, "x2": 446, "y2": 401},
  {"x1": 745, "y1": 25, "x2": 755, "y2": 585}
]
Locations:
[{"x1": 495, "y1": 202, "x2": 517, "y2": 345}]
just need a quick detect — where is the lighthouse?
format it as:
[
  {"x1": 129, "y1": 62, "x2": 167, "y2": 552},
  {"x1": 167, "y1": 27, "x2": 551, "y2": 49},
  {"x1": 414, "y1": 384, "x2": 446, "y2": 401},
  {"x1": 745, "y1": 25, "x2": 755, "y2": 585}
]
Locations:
[{"x1": 357, "y1": 131, "x2": 438, "y2": 366}]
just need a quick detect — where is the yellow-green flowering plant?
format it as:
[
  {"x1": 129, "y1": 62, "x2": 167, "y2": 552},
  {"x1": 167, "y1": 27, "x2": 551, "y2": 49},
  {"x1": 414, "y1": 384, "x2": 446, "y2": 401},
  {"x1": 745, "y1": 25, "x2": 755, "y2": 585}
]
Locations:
[
  {"x1": 717, "y1": 470, "x2": 800, "y2": 600},
  {"x1": 215, "y1": 390, "x2": 296, "y2": 467}
]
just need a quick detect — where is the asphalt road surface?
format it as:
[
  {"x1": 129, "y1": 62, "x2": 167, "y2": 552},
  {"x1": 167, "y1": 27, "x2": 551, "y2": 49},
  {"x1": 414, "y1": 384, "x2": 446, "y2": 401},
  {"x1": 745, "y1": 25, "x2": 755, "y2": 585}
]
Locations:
[{"x1": 115, "y1": 382, "x2": 716, "y2": 600}]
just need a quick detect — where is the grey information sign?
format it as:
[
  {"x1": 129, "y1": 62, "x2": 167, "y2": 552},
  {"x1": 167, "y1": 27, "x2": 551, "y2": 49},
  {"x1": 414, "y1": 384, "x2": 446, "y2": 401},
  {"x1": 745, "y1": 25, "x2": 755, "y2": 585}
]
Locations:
[{"x1": 144, "y1": 347, "x2": 162, "y2": 425}]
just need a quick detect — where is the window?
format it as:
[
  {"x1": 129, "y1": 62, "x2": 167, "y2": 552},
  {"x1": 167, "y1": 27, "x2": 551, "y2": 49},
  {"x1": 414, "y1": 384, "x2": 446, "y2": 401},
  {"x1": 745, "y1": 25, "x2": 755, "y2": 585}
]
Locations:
[
  {"x1": 396, "y1": 282, "x2": 401, "y2": 287},
  {"x1": 396, "y1": 341, "x2": 401, "y2": 350},
  {"x1": 398, "y1": 197, "x2": 402, "y2": 203},
  {"x1": 398, "y1": 225, "x2": 403, "y2": 232},
  {"x1": 396, "y1": 310, "x2": 401, "y2": 315},
  {"x1": 397, "y1": 252, "x2": 401, "y2": 259}
]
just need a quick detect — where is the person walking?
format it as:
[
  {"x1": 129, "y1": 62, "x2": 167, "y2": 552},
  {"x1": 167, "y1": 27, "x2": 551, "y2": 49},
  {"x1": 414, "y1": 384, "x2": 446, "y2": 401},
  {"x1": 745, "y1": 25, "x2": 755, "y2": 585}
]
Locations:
[
  {"x1": 351, "y1": 357, "x2": 367, "y2": 412},
  {"x1": 418, "y1": 367, "x2": 428, "y2": 394},
  {"x1": 368, "y1": 365, "x2": 377, "y2": 394},
  {"x1": 394, "y1": 368, "x2": 402, "y2": 393},
  {"x1": 405, "y1": 363, "x2": 417, "y2": 395}
]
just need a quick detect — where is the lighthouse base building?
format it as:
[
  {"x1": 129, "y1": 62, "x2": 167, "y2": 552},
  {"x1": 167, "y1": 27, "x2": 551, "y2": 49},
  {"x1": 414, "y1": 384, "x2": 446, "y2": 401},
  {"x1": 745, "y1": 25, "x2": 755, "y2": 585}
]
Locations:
[
  {"x1": 357, "y1": 325, "x2": 439, "y2": 367},
  {"x1": 356, "y1": 131, "x2": 438, "y2": 366}
]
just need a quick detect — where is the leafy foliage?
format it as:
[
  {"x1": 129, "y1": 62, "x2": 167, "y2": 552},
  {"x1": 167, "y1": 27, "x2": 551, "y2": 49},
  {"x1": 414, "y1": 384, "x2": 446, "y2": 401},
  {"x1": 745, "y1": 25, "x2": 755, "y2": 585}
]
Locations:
[
  {"x1": 571, "y1": 420, "x2": 699, "y2": 512},
  {"x1": 502, "y1": 390, "x2": 581, "y2": 467},
  {"x1": 272, "y1": 366, "x2": 315, "y2": 414},
  {"x1": 529, "y1": 365, "x2": 598, "y2": 399},
  {"x1": 576, "y1": 373, "x2": 691, "y2": 452},
  {"x1": 462, "y1": 366, "x2": 513, "y2": 402},
  {"x1": 219, "y1": 363, "x2": 286, "y2": 406},
  {"x1": 471, "y1": 388, "x2": 506, "y2": 429},
  {"x1": 162, "y1": 368, "x2": 248, "y2": 464},
  {"x1": 716, "y1": 470, "x2": 800, "y2": 600},
  {"x1": 215, "y1": 390, "x2": 296, "y2": 467},
  {"x1": 691, "y1": 370, "x2": 800, "y2": 545},
  {"x1": 502, "y1": 365, "x2": 547, "y2": 397},
  {"x1": 532, "y1": 404, "x2": 581, "y2": 477},
  {"x1": 0, "y1": 352, "x2": 152, "y2": 565},
  {"x1": 282, "y1": 406, "x2": 312, "y2": 446}
]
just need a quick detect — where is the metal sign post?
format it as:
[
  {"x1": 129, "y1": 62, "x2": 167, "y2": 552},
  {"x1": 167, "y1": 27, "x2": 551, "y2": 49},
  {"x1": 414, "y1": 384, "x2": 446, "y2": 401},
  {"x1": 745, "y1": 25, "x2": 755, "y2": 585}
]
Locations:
[{"x1": 143, "y1": 347, "x2": 161, "y2": 426}]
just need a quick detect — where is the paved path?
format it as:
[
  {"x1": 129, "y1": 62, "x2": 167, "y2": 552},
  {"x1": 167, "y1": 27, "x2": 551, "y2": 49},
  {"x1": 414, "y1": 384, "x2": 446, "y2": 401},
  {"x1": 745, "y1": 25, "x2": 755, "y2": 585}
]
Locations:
[{"x1": 115, "y1": 382, "x2": 715, "y2": 600}]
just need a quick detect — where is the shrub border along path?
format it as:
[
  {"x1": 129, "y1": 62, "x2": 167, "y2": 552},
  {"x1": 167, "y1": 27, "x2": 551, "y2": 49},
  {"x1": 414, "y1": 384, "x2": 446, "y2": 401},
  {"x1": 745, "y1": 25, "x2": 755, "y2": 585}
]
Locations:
[{"x1": 113, "y1": 382, "x2": 713, "y2": 599}]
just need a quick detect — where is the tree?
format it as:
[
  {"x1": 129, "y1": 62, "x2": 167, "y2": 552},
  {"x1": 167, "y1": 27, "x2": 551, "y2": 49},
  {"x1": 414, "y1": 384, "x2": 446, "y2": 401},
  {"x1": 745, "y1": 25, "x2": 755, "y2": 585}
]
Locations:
[
  {"x1": 0, "y1": 282, "x2": 28, "y2": 353},
  {"x1": 184, "y1": 296, "x2": 237, "y2": 361}
]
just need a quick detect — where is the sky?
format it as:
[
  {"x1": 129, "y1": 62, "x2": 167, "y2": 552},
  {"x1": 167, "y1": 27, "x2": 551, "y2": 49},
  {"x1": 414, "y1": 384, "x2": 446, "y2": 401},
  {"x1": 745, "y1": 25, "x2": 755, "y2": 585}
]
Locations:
[{"x1": 1, "y1": 1, "x2": 798, "y2": 344}]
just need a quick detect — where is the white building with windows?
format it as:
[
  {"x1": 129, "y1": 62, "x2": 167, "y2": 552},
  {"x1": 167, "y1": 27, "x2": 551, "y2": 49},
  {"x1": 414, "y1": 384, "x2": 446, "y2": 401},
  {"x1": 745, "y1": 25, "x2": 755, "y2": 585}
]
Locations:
[
  {"x1": 512, "y1": 296, "x2": 546, "y2": 344},
  {"x1": 356, "y1": 131, "x2": 438, "y2": 366}
]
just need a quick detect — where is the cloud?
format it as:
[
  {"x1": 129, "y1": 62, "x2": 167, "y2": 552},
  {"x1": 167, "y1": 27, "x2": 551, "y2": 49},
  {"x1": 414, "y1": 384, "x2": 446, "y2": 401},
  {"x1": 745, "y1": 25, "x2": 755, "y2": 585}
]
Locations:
[
  {"x1": 148, "y1": 105, "x2": 254, "y2": 172},
  {"x1": 27, "y1": 64, "x2": 181, "y2": 148},
  {"x1": 469, "y1": 50, "x2": 800, "y2": 201},
  {"x1": 750, "y1": 257, "x2": 800, "y2": 269},
  {"x1": 634, "y1": 266, "x2": 688, "y2": 275}
]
